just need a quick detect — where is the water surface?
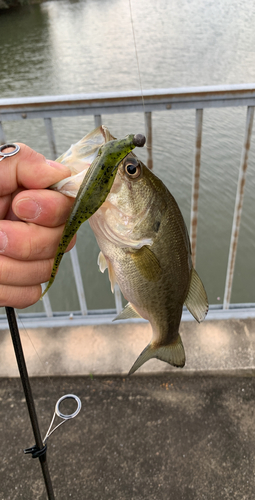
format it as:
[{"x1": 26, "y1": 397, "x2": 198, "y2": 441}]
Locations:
[{"x1": 0, "y1": 0, "x2": 255, "y2": 311}]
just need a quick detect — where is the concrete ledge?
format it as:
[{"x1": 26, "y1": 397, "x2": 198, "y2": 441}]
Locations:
[{"x1": 0, "y1": 317, "x2": 255, "y2": 377}]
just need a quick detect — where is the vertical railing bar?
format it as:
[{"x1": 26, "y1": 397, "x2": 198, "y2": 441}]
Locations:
[
  {"x1": 223, "y1": 105, "x2": 255, "y2": 309},
  {"x1": 70, "y1": 246, "x2": 88, "y2": 315},
  {"x1": 94, "y1": 115, "x2": 102, "y2": 128},
  {"x1": 145, "y1": 111, "x2": 153, "y2": 169},
  {"x1": 0, "y1": 121, "x2": 6, "y2": 145},
  {"x1": 190, "y1": 108, "x2": 203, "y2": 268},
  {"x1": 44, "y1": 117, "x2": 57, "y2": 159},
  {"x1": 114, "y1": 284, "x2": 123, "y2": 314},
  {"x1": 41, "y1": 284, "x2": 53, "y2": 317}
]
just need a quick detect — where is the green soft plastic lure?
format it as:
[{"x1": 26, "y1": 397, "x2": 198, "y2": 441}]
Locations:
[{"x1": 41, "y1": 133, "x2": 146, "y2": 297}]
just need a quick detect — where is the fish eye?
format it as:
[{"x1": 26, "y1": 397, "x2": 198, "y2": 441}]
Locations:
[{"x1": 124, "y1": 161, "x2": 141, "y2": 179}]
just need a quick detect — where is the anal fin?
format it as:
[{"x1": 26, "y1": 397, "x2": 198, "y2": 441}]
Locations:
[
  {"x1": 129, "y1": 334, "x2": 185, "y2": 375},
  {"x1": 185, "y1": 268, "x2": 208, "y2": 323},
  {"x1": 113, "y1": 302, "x2": 142, "y2": 321},
  {"x1": 97, "y1": 251, "x2": 116, "y2": 293},
  {"x1": 107, "y1": 261, "x2": 117, "y2": 293}
]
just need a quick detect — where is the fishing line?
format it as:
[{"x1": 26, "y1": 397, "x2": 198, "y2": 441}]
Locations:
[
  {"x1": 17, "y1": 311, "x2": 54, "y2": 384},
  {"x1": 128, "y1": 0, "x2": 145, "y2": 114},
  {"x1": 16, "y1": 310, "x2": 82, "y2": 439},
  {"x1": 14, "y1": 310, "x2": 59, "y2": 429},
  {"x1": 128, "y1": 0, "x2": 151, "y2": 164}
]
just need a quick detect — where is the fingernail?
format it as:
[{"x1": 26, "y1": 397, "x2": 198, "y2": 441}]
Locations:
[
  {"x1": 46, "y1": 159, "x2": 71, "y2": 174},
  {"x1": 15, "y1": 198, "x2": 41, "y2": 220},
  {"x1": 0, "y1": 231, "x2": 8, "y2": 253}
]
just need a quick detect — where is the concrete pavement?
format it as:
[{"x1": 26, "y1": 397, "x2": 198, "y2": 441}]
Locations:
[{"x1": 0, "y1": 373, "x2": 254, "y2": 500}]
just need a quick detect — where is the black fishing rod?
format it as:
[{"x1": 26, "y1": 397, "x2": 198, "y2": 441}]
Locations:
[{"x1": 6, "y1": 306, "x2": 56, "y2": 500}]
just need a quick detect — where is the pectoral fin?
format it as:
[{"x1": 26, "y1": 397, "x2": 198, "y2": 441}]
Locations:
[
  {"x1": 113, "y1": 302, "x2": 142, "y2": 321},
  {"x1": 129, "y1": 334, "x2": 185, "y2": 375},
  {"x1": 184, "y1": 268, "x2": 208, "y2": 323},
  {"x1": 130, "y1": 246, "x2": 162, "y2": 282}
]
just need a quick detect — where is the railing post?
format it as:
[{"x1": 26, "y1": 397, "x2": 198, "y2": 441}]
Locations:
[
  {"x1": 41, "y1": 284, "x2": 53, "y2": 317},
  {"x1": 223, "y1": 106, "x2": 255, "y2": 309},
  {"x1": 190, "y1": 108, "x2": 203, "y2": 268},
  {"x1": 94, "y1": 115, "x2": 102, "y2": 128},
  {"x1": 44, "y1": 118, "x2": 57, "y2": 159},
  {"x1": 0, "y1": 121, "x2": 6, "y2": 145},
  {"x1": 114, "y1": 284, "x2": 123, "y2": 314},
  {"x1": 145, "y1": 111, "x2": 153, "y2": 169},
  {"x1": 70, "y1": 246, "x2": 88, "y2": 315}
]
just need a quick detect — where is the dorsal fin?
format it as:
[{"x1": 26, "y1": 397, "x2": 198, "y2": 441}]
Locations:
[
  {"x1": 184, "y1": 268, "x2": 208, "y2": 323},
  {"x1": 113, "y1": 302, "x2": 142, "y2": 321}
]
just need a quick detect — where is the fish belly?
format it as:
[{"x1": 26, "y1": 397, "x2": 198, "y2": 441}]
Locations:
[{"x1": 102, "y1": 237, "x2": 190, "y2": 345}]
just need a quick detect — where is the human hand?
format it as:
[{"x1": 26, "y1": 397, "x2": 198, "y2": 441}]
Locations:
[{"x1": 0, "y1": 143, "x2": 76, "y2": 308}]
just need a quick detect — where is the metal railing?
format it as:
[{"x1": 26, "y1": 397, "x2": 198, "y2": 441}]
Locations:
[{"x1": 0, "y1": 83, "x2": 255, "y2": 327}]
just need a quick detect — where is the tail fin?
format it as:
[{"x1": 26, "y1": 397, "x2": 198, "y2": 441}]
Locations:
[{"x1": 129, "y1": 334, "x2": 185, "y2": 375}]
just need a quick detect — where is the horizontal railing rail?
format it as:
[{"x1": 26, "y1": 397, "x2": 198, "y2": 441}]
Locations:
[
  {"x1": 1, "y1": 84, "x2": 255, "y2": 118},
  {"x1": 0, "y1": 83, "x2": 254, "y2": 327}
]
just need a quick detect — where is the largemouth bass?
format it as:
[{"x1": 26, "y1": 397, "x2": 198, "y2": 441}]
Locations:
[
  {"x1": 42, "y1": 128, "x2": 146, "y2": 296},
  {"x1": 89, "y1": 153, "x2": 208, "y2": 374}
]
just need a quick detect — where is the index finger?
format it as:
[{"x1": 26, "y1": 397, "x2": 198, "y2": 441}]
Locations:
[{"x1": 0, "y1": 143, "x2": 71, "y2": 196}]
